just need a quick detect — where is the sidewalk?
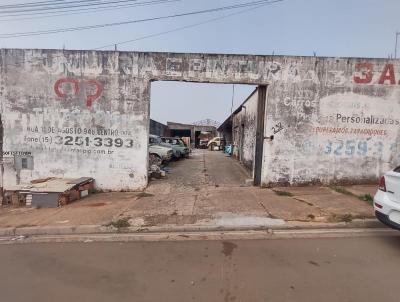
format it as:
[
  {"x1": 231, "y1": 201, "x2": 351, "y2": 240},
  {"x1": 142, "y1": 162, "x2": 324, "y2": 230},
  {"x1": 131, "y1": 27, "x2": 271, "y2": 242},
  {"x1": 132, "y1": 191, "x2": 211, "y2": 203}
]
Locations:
[{"x1": 0, "y1": 182, "x2": 378, "y2": 235}]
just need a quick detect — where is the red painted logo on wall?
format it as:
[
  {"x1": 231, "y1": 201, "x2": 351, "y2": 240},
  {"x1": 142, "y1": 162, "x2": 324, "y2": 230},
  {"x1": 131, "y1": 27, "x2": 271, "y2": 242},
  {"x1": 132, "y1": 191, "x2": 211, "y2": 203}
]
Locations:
[
  {"x1": 54, "y1": 78, "x2": 103, "y2": 107},
  {"x1": 354, "y1": 63, "x2": 400, "y2": 85}
]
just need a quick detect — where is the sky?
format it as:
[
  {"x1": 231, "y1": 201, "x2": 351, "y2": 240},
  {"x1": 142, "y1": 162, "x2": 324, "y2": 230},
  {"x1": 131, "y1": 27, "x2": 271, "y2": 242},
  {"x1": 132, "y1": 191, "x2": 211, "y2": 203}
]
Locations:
[{"x1": 1, "y1": 0, "x2": 399, "y2": 124}]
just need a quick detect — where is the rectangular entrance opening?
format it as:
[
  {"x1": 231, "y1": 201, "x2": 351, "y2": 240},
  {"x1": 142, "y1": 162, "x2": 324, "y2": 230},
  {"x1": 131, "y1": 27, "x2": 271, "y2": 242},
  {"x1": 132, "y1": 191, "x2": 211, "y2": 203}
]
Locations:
[{"x1": 149, "y1": 81, "x2": 264, "y2": 188}]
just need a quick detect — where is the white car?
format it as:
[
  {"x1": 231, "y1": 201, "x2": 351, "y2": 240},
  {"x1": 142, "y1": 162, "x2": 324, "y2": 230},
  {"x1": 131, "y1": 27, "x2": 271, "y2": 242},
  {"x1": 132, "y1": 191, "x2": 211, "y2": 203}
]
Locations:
[
  {"x1": 374, "y1": 166, "x2": 400, "y2": 229},
  {"x1": 149, "y1": 135, "x2": 173, "y2": 166}
]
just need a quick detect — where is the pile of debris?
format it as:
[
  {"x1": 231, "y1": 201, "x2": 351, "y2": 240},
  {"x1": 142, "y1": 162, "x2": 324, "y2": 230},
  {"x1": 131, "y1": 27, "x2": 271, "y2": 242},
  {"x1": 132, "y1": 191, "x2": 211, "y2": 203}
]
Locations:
[
  {"x1": 149, "y1": 164, "x2": 167, "y2": 179},
  {"x1": 2, "y1": 177, "x2": 94, "y2": 208}
]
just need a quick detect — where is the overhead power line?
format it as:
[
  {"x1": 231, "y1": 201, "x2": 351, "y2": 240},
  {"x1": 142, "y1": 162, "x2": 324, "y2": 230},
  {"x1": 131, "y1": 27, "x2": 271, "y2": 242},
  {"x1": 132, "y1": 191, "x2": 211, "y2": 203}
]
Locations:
[
  {"x1": 0, "y1": 0, "x2": 142, "y2": 13},
  {"x1": 0, "y1": 0, "x2": 280, "y2": 38},
  {"x1": 93, "y1": 1, "x2": 283, "y2": 50},
  {"x1": 0, "y1": 0, "x2": 167, "y2": 16},
  {"x1": 0, "y1": 0, "x2": 148, "y2": 10},
  {"x1": 0, "y1": 0, "x2": 180, "y2": 21},
  {"x1": 0, "y1": 0, "x2": 105, "y2": 10}
]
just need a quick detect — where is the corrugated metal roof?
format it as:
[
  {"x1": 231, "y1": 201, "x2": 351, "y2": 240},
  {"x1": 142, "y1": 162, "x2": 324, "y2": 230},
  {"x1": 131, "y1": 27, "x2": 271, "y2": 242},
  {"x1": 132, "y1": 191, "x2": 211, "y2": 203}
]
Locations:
[
  {"x1": 5, "y1": 177, "x2": 94, "y2": 193},
  {"x1": 29, "y1": 178, "x2": 76, "y2": 193},
  {"x1": 67, "y1": 177, "x2": 93, "y2": 184}
]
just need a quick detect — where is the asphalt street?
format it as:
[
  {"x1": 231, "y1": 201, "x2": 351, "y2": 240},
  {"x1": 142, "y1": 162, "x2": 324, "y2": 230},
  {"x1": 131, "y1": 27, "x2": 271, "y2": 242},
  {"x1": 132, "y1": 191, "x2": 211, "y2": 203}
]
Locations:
[{"x1": 0, "y1": 234, "x2": 399, "y2": 302}]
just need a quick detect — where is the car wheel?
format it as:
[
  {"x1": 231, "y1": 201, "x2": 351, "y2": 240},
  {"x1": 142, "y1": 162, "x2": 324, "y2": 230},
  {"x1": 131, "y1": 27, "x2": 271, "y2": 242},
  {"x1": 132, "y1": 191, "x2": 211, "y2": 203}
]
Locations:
[{"x1": 149, "y1": 153, "x2": 162, "y2": 166}]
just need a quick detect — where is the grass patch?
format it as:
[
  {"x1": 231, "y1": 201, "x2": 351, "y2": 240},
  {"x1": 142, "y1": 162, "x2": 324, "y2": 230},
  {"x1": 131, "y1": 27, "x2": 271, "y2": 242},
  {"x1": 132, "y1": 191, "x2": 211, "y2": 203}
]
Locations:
[
  {"x1": 273, "y1": 190, "x2": 294, "y2": 197},
  {"x1": 359, "y1": 194, "x2": 373, "y2": 205},
  {"x1": 137, "y1": 192, "x2": 154, "y2": 199},
  {"x1": 106, "y1": 217, "x2": 131, "y2": 229},
  {"x1": 330, "y1": 186, "x2": 374, "y2": 205},
  {"x1": 89, "y1": 188, "x2": 101, "y2": 194},
  {"x1": 330, "y1": 186, "x2": 353, "y2": 196},
  {"x1": 328, "y1": 213, "x2": 353, "y2": 223}
]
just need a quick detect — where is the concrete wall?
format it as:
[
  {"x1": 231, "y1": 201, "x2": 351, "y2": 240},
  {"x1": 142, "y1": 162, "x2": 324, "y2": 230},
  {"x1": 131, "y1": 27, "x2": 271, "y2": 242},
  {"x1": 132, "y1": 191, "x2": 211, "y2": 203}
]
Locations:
[
  {"x1": 0, "y1": 49, "x2": 149, "y2": 190},
  {"x1": 240, "y1": 90, "x2": 258, "y2": 175},
  {"x1": 232, "y1": 114, "x2": 241, "y2": 159},
  {"x1": 262, "y1": 59, "x2": 400, "y2": 186},
  {"x1": 1, "y1": 48, "x2": 399, "y2": 190},
  {"x1": 231, "y1": 89, "x2": 258, "y2": 176}
]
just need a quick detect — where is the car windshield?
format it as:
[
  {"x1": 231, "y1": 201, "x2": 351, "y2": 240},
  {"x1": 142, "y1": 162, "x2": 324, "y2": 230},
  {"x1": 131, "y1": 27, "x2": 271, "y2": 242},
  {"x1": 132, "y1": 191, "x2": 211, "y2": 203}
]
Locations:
[
  {"x1": 149, "y1": 136, "x2": 161, "y2": 145},
  {"x1": 163, "y1": 138, "x2": 185, "y2": 146}
]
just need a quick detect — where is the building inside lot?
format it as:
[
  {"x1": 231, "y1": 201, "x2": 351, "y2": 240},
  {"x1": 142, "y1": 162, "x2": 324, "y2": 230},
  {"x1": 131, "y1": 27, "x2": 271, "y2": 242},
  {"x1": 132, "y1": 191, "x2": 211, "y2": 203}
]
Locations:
[
  {"x1": 149, "y1": 119, "x2": 218, "y2": 148},
  {"x1": 218, "y1": 89, "x2": 259, "y2": 177},
  {"x1": 149, "y1": 119, "x2": 169, "y2": 137},
  {"x1": 167, "y1": 121, "x2": 217, "y2": 148},
  {"x1": 1, "y1": 48, "x2": 400, "y2": 191}
]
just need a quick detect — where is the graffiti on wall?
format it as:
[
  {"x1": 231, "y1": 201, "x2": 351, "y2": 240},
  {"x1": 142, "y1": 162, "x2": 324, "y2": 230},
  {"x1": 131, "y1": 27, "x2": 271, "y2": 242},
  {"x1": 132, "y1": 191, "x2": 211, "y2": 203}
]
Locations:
[
  {"x1": 271, "y1": 122, "x2": 284, "y2": 135},
  {"x1": 54, "y1": 78, "x2": 103, "y2": 107}
]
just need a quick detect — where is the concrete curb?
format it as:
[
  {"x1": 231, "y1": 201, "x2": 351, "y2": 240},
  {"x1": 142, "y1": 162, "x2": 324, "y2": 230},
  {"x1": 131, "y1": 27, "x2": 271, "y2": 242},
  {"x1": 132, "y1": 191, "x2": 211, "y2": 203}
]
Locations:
[{"x1": 0, "y1": 219, "x2": 384, "y2": 237}]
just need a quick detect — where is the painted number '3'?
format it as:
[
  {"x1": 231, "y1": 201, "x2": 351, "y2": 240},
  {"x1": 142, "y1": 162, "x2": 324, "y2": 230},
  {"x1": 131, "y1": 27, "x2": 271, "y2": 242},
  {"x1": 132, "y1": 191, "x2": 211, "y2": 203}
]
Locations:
[
  {"x1": 104, "y1": 138, "x2": 113, "y2": 147},
  {"x1": 94, "y1": 137, "x2": 102, "y2": 147}
]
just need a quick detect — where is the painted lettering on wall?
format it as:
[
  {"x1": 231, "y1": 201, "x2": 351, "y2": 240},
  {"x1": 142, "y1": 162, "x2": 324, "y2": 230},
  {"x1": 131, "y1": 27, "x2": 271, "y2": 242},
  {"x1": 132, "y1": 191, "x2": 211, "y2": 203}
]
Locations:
[
  {"x1": 354, "y1": 63, "x2": 400, "y2": 85},
  {"x1": 54, "y1": 78, "x2": 103, "y2": 107},
  {"x1": 353, "y1": 63, "x2": 373, "y2": 84},
  {"x1": 2, "y1": 151, "x2": 32, "y2": 156},
  {"x1": 23, "y1": 126, "x2": 139, "y2": 156},
  {"x1": 324, "y1": 139, "x2": 384, "y2": 157},
  {"x1": 313, "y1": 126, "x2": 388, "y2": 137},
  {"x1": 166, "y1": 58, "x2": 183, "y2": 76}
]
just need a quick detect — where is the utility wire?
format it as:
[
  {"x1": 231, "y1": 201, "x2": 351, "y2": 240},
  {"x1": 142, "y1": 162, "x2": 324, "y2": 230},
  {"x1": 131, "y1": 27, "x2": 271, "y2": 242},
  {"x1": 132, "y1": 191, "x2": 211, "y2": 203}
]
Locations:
[
  {"x1": 0, "y1": 0, "x2": 180, "y2": 21},
  {"x1": 0, "y1": 0, "x2": 163, "y2": 15},
  {"x1": 0, "y1": 0, "x2": 117, "y2": 9},
  {"x1": 0, "y1": 0, "x2": 280, "y2": 38},
  {"x1": 93, "y1": 1, "x2": 282, "y2": 50},
  {"x1": 1, "y1": 1, "x2": 282, "y2": 68},
  {"x1": 0, "y1": 0, "x2": 94, "y2": 9}
]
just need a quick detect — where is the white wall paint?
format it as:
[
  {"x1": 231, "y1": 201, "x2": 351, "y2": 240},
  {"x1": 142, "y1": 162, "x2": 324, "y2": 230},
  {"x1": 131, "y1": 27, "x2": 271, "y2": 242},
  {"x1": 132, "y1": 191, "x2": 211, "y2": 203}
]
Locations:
[
  {"x1": 262, "y1": 60, "x2": 400, "y2": 185},
  {"x1": 1, "y1": 49, "x2": 399, "y2": 190},
  {"x1": 232, "y1": 89, "x2": 258, "y2": 176},
  {"x1": 1, "y1": 49, "x2": 148, "y2": 190}
]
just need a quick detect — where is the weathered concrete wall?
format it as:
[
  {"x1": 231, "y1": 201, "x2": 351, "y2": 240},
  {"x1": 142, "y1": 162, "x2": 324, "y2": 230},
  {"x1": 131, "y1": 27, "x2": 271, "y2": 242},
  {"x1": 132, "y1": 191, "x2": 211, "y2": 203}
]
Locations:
[
  {"x1": 240, "y1": 90, "x2": 258, "y2": 175},
  {"x1": 232, "y1": 113, "x2": 241, "y2": 159},
  {"x1": 262, "y1": 58, "x2": 400, "y2": 186},
  {"x1": 1, "y1": 48, "x2": 399, "y2": 189},
  {"x1": 0, "y1": 113, "x2": 3, "y2": 196},
  {"x1": 231, "y1": 89, "x2": 258, "y2": 176},
  {"x1": 0, "y1": 49, "x2": 149, "y2": 190}
]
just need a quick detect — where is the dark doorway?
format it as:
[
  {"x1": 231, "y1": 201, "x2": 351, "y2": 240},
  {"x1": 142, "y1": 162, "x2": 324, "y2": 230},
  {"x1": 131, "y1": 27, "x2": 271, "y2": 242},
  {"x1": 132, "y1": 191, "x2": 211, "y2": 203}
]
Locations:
[{"x1": 170, "y1": 129, "x2": 191, "y2": 138}]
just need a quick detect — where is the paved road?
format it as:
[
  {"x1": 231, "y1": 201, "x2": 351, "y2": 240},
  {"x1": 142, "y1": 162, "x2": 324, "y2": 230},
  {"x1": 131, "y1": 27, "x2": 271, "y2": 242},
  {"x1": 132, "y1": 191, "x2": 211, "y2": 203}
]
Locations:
[{"x1": 1, "y1": 235, "x2": 400, "y2": 302}]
